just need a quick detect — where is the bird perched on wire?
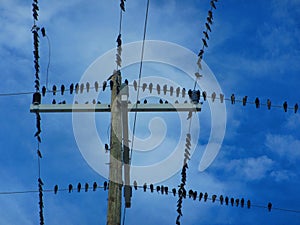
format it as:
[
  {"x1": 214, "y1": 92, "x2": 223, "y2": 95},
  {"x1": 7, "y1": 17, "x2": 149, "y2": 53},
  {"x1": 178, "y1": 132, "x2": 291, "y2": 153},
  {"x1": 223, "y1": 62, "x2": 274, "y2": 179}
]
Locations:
[
  {"x1": 77, "y1": 183, "x2": 81, "y2": 192},
  {"x1": 295, "y1": 103, "x2": 298, "y2": 113},
  {"x1": 116, "y1": 34, "x2": 122, "y2": 47},
  {"x1": 68, "y1": 184, "x2": 73, "y2": 193},
  {"x1": 149, "y1": 83, "x2": 153, "y2": 93},
  {"x1": 283, "y1": 101, "x2": 288, "y2": 112},
  {"x1": 93, "y1": 182, "x2": 97, "y2": 191},
  {"x1": 61, "y1": 84, "x2": 65, "y2": 95},
  {"x1": 54, "y1": 185, "x2": 58, "y2": 194},
  {"x1": 42, "y1": 86, "x2": 46, "y2": 96},
  {"x1": 210, "y1": 0, "x2": 217, "y2": 9},
  {"x1": 120, "y1": 0, "x2": 125, "y2": 12},
  {"x1": 203, "y1": 31, "x2": 210, "y2": 40},
  {"x1": 255, "y1": 97, "x2": 260, "y2": 108},
  {"x1": 202, "y1": 38, "x2": 208, "y2": 48},
  {"x1": 133, "y1": 180, "x2": 138, "y2": 190},
  {"x1": 133, "y1": 80, "x2": 137, "y2": 91},
  {"x1": 52, "y1": 85, "x2": 57, "y2": 95},
  {"x1": 205, "y1": 23, "x2": 212, "y2": 32}
]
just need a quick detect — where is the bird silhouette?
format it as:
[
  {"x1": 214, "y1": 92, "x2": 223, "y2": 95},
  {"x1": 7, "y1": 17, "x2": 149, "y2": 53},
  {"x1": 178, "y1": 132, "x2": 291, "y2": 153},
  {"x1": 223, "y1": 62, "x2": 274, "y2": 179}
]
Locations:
[
  {"x1": 247, "y1": 200, "x2": 251, "y2": 209},
  {"x1": 295, "y1": 103, "x2": 298, "y2": 113},
  {"x1": 231, "y1": 94, "x2": 235, "y2": 104},
  {"x1": 61, "y1": 84, "x2": 65, "y2": 95},
  {"x1": 52, "y1": 99, "x2": 56, "y2": 104},
  {"x1": 68, "y1": 184, "x2": 73, "y2": 193},
  {"x1": 255, "y1": 97, "x2": 260, "y2": 108},
  {"x1": 242, "y1": 96, "x2": 248, "y2": 106},
  {"x1": 207, "y1": 16, "x2": 213, "y2": 25},
  {"x1": 150, "y1": 184, "x2": 154, "y2": 192},
  {"x1": 204, "y1": 192, "x2": 208, "y2": 201},
  {"x1": 267, "y1": 99, "x2": 271, "y2": 110},
  {"x1": 159, "y1": 99, "x2": 163, "y2": 104},
  {"x1": 142, "y1": 83, "x2": 147, "y2": 92},
  {"x1": 80, "y1": 83, "x2": 84, "y2": 93},
  {"x1": 104, "y1": 181, "x2": 108, "y2": 191},
  {"x1": 133, "y1": 80, "x2": 137, "y2": 91},
  {"x1": 241, "y1": 198, "x2": 245, "y2": 208},
  {"x1": 202, "y1": 38, "x2": 208, "y2": 48},
  {"x1": 116, "y1": 34, "x2": 122, "y2": 47},
  {"x1": 219, "y1": 195, "x2": 224, "y2": 204},
  {"x1": 37, "y1": 149, "x2": 42, "y2": 158},
  {"x1": 103, "y1": 81, "x2": 107, "y2": 91},
  {"x1": 143, "y1": 183, "x2": 147, "y2": 192},
  {"x1": 94, "y1": 81, "x2": 99, "y2": 92},
  {"x1": 148, "y1": 83, "x2": 153, "y2": 93},
  {"x1": 144, "y1": 99, "x2": 147, "y2": 104},
  {"x1": 211, "y1": 92, "x2": 216, "y2": 102},
  {"x1": 210, "y1": 0, "x2": 217, "y2": 9},
  {"x1": 110, "y1": 80, "x2": 114, "y2": 90},
  {"x1": 203, "y1": 31, "x2": 210, "y2": 40},
  {"x1": 170, "y1": 86, "x2": 174, "y2": 96},
  {"x1": 93, "y1": 182, "x2": 97, "y2": 191},
  {"x1": 42, "y1": 86, "x2": 46, "y2": 96},
  {"x1": 163, "y1": 85, "x2": 167, "y2": 95},
  {"x1": 205, "y1": 23, "x2": 212, "y2": 32},
  {"x1": 77, "y1": 183, "x2": 81, "y2": 192},
  {"x1": 54, "y1": 185, "x2": 58, "y2": 194},
  {"x1": 86, "y1": 82, "x2": 90, "y2": 93},
  {"x1": 157, "y1": 84, "x2": 161, "y2": 94},
  {"x1": 283, "y1": 101, "x2": 288, "y2": 112},
  {"x1": 133, "y1": 180, "x2": 138, "y2": 190},
  {"x1": 85, "y1": 183, "x2": 89, "y2": 192},
  {"x1": 41, "y1": 27, "x2": 46, "y2": 37},
  {"x1": 52, "y1": 85, "x2": 57, "y2": 95},
  {"x1": 268, "y1": 202, "x2": 272, "y2": 212}
]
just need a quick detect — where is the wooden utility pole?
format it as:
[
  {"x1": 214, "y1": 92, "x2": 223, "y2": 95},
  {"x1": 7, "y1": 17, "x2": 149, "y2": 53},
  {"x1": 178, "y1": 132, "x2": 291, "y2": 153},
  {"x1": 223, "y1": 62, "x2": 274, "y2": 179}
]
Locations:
[{"x1": 107, "y1": 71, "x2": 122, "y2": 225}]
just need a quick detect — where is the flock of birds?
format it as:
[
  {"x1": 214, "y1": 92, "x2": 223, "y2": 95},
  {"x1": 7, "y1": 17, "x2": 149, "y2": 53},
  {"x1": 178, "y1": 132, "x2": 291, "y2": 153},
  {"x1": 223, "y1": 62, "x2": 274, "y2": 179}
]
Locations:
[
  {"x1": 37, "y1": 80, "x2": 300, "y2": 114},
  {"x1": 51, "y1": 180, "x2": 273, "y2": 213}
]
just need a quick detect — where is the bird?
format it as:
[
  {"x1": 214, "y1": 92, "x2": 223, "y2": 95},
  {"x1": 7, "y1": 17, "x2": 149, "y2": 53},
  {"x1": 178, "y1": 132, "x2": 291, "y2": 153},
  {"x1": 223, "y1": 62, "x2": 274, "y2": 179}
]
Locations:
[
  {"x1": 150, "y1": 184, "x2": 154, "y2": 192},
  {"x1": 242, "y1": 96, "x2": 248, "y2": 106},
  {"x1": 93, "y1": 182, "x2": 97, "y2": 191},
  {"x1": 103, "y1": 81, "x2": 107, "y2": 91},
  {"x1": 133, "y1": 180, "x2": 138, "y2": 190},
  {"x1": 241, "y1": 198, "x2": 245, "y2": 208},
  {"x1": 161, "y1": 185, "x2": 165, "y2": 194},
  {"x1": 77, "y1": 183, "x2": 81, "y2": 192},
  {"x1": 52, "y1": 85, "x2": 57, "y2": 95},
  {"x1": 176, "y1": 87, "x2": 180, "y2": 97},
  {"x1": 231, "y1": 94, "x2": 235, "y2": 104},
  {"x1": 54, "y1": 185, "x2": 58, "y2": 194},
  {"x1": 235, "y1": 198, "x2": 240, "y2": 207},
  {"x1": 202, "y1": 38, "x2": 208, "y2": 48},
  {"x1": 69, "y1": 83, "x2": 74, "y2": 94},
  {"x1": 210, "y1": 0, "x2": 217, "y2": 9},
  {"x1": 283, "y1": 101, "x2": 288, "y2": 112},
  {"x1": 255, "y1": 97, "x2": 260, "y2": 108},
  {"x1": 109, "y1": 80, "x2": 114, "y2": 90},
  {"x1": 165, "y1": 100, "x2": 168, "y2": 104},
  {"x1": 225, "y1": 196, "x2": 229, "y2": 205},
  {"x1": 163, "y1": 85, "x2": 167, "y2": 95},
  {"x1": 92, "y1": 99, "x2": 96, "y2": 104},
  {"x1": 203, "y1": 31, "x2": 209, "y2": 40},
  {"x1": 157, "y1": 84, "x2": 161, "y2": 94},
  {"x1": 61, "y1": 84, "x2": 65, "y2": 95},
  {"x1": 75, "y1": 83, "x2": 79, "y2": 94},
  {"x1": 267, "y1": 99, "x2": 271, "y2": 110},
  {"x1": 205, "y1": 23, "x2": 212, "y2": 32},
  {"x1": 156, "y1": 186, "x2": 160, "y2": 193},
  {"x1": 116, "y1": 34, "x2": 122, "y2": 47},
  {"x1": 198, "y1": 192, "x2": 203, "y2": 201},
  {"x1": 68, "y1": 184, "x2": 73, "y2": 193},
  {"x1": 104, "y1": 181, "x2": 108, "y2": 191},
  {"x1": 133, "y1": 80, "x2": 137, "y2": 91},
  {"x1": 268, "y1": 202, "x2": 272, "y2": 212},
  {"x1": 207, "y1": 16, "x2": 213, "y2": 25},
  {"x1": 42, "y1": 86, "x2": 46, "y2": 96},
  {"x1": 120, "y1": 0, "x2": 125, "y2": 12},
  {"x1": 142, "y1": 83, "x2": 147, "y2": 92},
  {"x1": 202, "y1": 91, "x2": 207, "y2": 101},
  {"x1": 172, "y1": 188, "x2": 177, "y2": 196},
  {"x1": 295, "y1": 103, "x2": 298, "y2": 113},
  {"x1": 94, "y1": 81, "x2": 99, "y2": 92},
  {"x1": 212, "y1": 194, "x2": 217, "y2": 202},
  {"x1": 144, "y1": 99, "x2": 147, "y2": 104},
  {"x1": 41, "y1": 27, "x2": 46, "y2": 37},
  {"x1": 220, "y1": 93, "x2": 224, "y2": 103},
  {"x1": 143, "y1": 183, "x2": 147, "y2": 192},
  {"x1": 85, "y1": 183, "x2": 89, "y2": 192},
  {"x1": 105, "y1": 144, "x2": 109, "y2": 152},
  {"x1": 247, "y1": 200, "x2": 251, "y2": 209},
  {"x1": 165, "y1": 186, "x2": 169, "y2": 195},
  {"x1": 149, "y1": 83, "x2": 153, "y2": 93},
  {"x1": 204, "y1": 192, "x2": 208, "y2": 201},
  {"x1": 52, "y1": 99, "x2": 56, "y2": 104},
  {"x1": 80, "y1": 83, "x2": 84, "y2": 93},
  {"x1": 37, "y1": 149, "x2": 42, "y2": 158},
  {"x1": 170, "y1": 86, "x2": 174, "y2": 96},
  {"x1": 38, "y1": 178, "x2": 44, "y2": 185},
  {"x1": 208, "y1": 10, "x2": 213, "y2": 20},
  {"x1": 219, "y1": 195, "x2": 224, "y2": 204},
  {"x1": 86, "y1": 82, "x2": 90, "y2": 93},
  {"x1": 159, "y1": 99, "x2": 163, "y2": 104},
  {"x1": 198, "y1": 49, "x2": 204, "y2": 59},
  {"x1": 211, "y1": 92, "x2": 216, "y2": 102},
  {"x1": 182, "y1": 88, "x2": 186, "y2": 98},
  {"x1": 124, "y1": 79, "x2": 129, "y2": 85}
]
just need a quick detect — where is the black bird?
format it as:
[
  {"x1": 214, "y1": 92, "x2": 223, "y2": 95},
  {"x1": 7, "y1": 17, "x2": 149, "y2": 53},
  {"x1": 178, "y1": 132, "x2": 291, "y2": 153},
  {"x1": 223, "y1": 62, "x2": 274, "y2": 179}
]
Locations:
[
  {"x1": 211, "y1": 92, "x2": 216, "y2": 102},
  {"x1": 92, "y1": 99, "x2": 96, "y2": 104},
  {"x1": 157, "y1": 84, "x2": 161, "y2": 94},
  {"x1": 125, "y1": 79, "x2": 129, "y2": 85},
  {"x1": 203, "y1": 31, "x2": 209, "y2": 40},
  {"x1": 225, "y1": 196, "x2": 229, "y2": 205},
  {"x1": 52, "y1": 85, "x2": 57, "y2": 95},
  {"x1": 268, "y1": 202, "x2": 272, "y2": 212},
  {"x1": 165, "y1": 100, "x2": 168, "y2": 104},
  {"x1": 220, "y1": 93, "x2": 224, "y2": 103},
  {"x1": 104, "y1": 181, "x2": 108, "y2": 191},
  {"x1": 70, "y1": 83, "x2": 74, "y2": 94},
  {"x1": 68, "y1": 184, "x2": 73, "y2": 193},
  {"x1": 267, "y1": 99, "x2": 271, "y2": 110},
  {"x1": 255, "y1": 97, "x2": 260, "y2": 108},
  {"x1": 149, "y1": 83, "x2": 153, "y2": 93},
  {"x1": 75, "y1": 83, "x2": 79, "y2": 94},
  {"x1": 143, "y1": 183, "x2": 147, "y2": 192},
  {"x1": 95, "y1": 81, "x2": 99, "y2": 92},
  {"x1": 120, "y1": 0, "x2": 125, "y2": 12},
  {"x1": 133, "y1": 180, "x2": 138, "y2": 190},
  {"x1": 242, "y1": 96, "x2": 248, "y2": 106},
  {"x1": 105, "y1": 144, "x2": 109, "y2": 152},
  {"x1": 133, "y1": 80, "x2": 137, "y2": 91},
  {"x1": 247, "y1": 200, "x2": 251, "y2": 209},
  {"x1": 241, "y1": 198, "x2": 245, "y2": 208},
  {"x1": 150, "y1": 184, "x2": 154, "y2": 192},
  {"x1": 77, "y1": 183, "x2": 81, "y2": 192},
  {"x1": 283, "y1": 101, "x2": 288, "y2": 112},
  {"x1": 176, "y1": 87, "x2": 180, "y2": 97},
  {"x1": 116, "y1": 34, "x2": 122, "y2": 47},
  {"x1": 205, "y1": 23, "x2": 212, "y2": 32},
  {"x1": 156, "y1": 186, "x2": 160, "y2": 193},
  {"x1": 54, "y1": 185, "x2": 58, "y2": 194},
  {"x1": 198, "y1": 49, "x2": 204, "y2": 59},
  {"x1": 204, "y1": 192, "x2": 208, "y2": 202},
  {"x1": 144, "y1": 99, "x2": 147, "y2": 104},
  {"x1": 230, "y1": 197, "x2": 234, "y2": 206},
  {"x1": 212, "y1": 194, "x2": 217, "y2": 202},
  {"x1": 42, "y1": 86, "x2": 46, "y2": 96},
  {"x1": 182, "y1": 88, "x2": 186, "y2": 98},
  {"x1": 38, "y1": 178, "x2": 44, "y2": 185},
  {"x1": 61, "y1": 84, "x2": 65, "y2": 95},
  {"x1": 41, "y1": 27, "x2": 46, "y2": 37},
  {"x1": 208, "y1": 10, "x2": 213, "y2": 20},
  {"x1": 165, "y1": 186, "x2": 169, "y2": 195},
  {"x1": 202, "y1": 91, "x2": 207, "y2": 101},
  {"x1": 93, "y1": 182, "x2": 97, "y2": 191},
  {"x1": 142, "y1": 83, "x2": 147, "y2": 92},
  {"x1": 86, "y1": 82, "x2": 90, "y2": 93},
  {"x1": 202, "y1": 38, "x2": 208, "y2": 48},
  {"x1": 236, "y1": 199, "x2": 240, "y2": 207},
  {"x1": 210, "y1": 0, "x2": 217, "y2": 9},
  {"x1": 109, "y1": 80, "x2": 114, "y2": 90},
  {"x1": 231, "y1": 94, "x2": 235, "y2": 104},
  {"x1": 170, "y1": 86, "x2": 174, "y2": 96},
  {"x1": 172, "y1": 188, "x2": 176, "y2": 196},
  {"x1": 220, "y1": 195, "x2": 224, "y2": 204},
  {"x1": 295, "y1": 103, "x2": 298, "y2": 113},
  {"x1": 163, "y1": 85, "x2": 167, "y2": 95},
  {"x1": 85, "y1": 183, "x2": 89, "y2": 192},
  {"x1": 159, "y1": 99, "x2": 163, "y2": 104},
  {"x1": 207, "y1": 16, "x2": 213, "y2": 25},
  {"x1": 37, "y1": 149, "x2": 42, "y2": 158},
  {"x1": 52, "y1": 99, "x2": 56, "y2": 104},
  {"x1": 80, "y1": 83, "x2": 84, "y2": 93},
  {"x1": 103, "y1": 81, "x2": 107, "y2": 91},
  {"x1": 161, "y1": 185, "x2": 164, "y2": 194}
]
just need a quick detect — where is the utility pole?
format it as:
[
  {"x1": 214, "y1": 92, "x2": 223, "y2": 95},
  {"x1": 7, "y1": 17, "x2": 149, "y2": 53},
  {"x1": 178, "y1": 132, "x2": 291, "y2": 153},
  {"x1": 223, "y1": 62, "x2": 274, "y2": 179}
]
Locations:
[
  {"x1": 30, "y1": 79, "x2": 202, "y2": 224},
  {"x1": 107, "y1": 71, "x2": 122, "y2": 225}
]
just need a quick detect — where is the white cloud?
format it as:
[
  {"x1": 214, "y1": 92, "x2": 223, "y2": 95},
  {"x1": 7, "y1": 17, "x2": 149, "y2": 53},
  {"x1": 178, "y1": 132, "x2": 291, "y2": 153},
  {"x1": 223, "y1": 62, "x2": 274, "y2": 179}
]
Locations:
[
  {"x1": 265, "y1": 134, "x2": 300, "y2": 162},
  {"x1": 270, "y1": 170, "x2": 296, "y2": 182}
]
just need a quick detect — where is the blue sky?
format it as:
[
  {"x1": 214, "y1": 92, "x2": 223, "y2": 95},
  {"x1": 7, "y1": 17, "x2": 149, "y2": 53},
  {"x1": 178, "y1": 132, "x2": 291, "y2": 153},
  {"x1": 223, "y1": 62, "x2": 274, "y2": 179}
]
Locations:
[{"x1": 1, "y1": 0, "x2": 300, "y2": 224}]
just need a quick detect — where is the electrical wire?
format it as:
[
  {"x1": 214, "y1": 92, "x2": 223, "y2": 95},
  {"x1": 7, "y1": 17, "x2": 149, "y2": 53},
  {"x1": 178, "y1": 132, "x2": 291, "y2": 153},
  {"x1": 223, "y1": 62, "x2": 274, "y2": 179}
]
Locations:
[
  {"x1": 129, "y1": 0, "x2": 150, "y2": 163},
  {"x1": 45, "y1": 34, "x2": 52, "y2": 90}
]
